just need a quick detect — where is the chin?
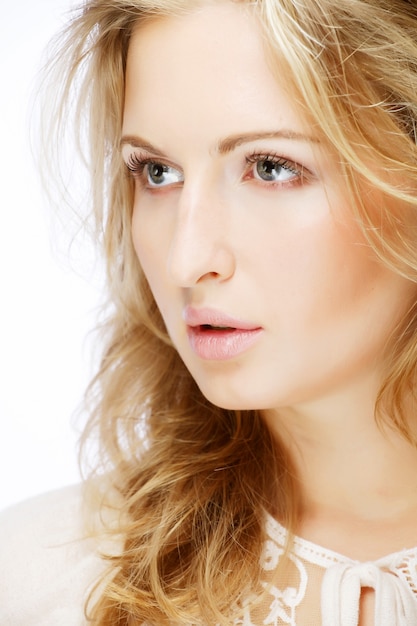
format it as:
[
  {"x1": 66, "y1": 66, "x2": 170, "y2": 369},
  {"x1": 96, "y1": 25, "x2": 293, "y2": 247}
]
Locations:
[{"x1": 195, "y1": 380, "x2": 271, "y2": 412}]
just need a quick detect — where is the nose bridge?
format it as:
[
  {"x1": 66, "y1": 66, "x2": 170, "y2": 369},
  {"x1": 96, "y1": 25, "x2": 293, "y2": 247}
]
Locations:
[{"x1": 167, "y1": 177, "x2": 235, "y2": 286}]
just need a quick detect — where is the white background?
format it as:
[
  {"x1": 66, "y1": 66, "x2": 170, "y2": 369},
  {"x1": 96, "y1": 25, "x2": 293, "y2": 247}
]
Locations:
[{"x1": 0, "y1": 0, "x2": 102, "y2": 510}]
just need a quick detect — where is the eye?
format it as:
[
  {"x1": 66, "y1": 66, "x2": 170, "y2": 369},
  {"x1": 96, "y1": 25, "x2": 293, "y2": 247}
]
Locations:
[
  {"x1": 146, "y1": 162, "x2": 183, "y2": 187},
  {"x1": 255, "y1": 158, "x2": 297, "y2": 182},
  {"x1": 245, "y1": 153, "x2": 304, "y2": 186},
  {"x1": 125, "y1": 153, "x2": 184, "y2": 188}
]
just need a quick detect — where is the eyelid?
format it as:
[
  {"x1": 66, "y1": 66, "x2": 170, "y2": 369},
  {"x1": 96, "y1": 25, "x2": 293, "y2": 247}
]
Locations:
[{"x1": 123, "y1": 148, "x2": 179, "y2": 171}]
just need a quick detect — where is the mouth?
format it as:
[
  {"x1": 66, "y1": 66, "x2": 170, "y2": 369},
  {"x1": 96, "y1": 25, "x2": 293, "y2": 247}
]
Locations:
[{"x1": 184, "y1": 308, "x2": 263, "y2": 361}]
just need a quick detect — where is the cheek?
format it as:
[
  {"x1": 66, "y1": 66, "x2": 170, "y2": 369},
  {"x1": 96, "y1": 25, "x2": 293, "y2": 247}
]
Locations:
[
  {"x1": 258, "y1": 214, "x2": 366, "y2": 303},
  {"x1": 259, "y1": 211, "x2": 395, "y2": 353},
  {"x1": 132, "y1": 212, "x2": 157, "y2": 273},
  {"x1": 131, "y1": 202, "x2": 175, "y2": 313}
]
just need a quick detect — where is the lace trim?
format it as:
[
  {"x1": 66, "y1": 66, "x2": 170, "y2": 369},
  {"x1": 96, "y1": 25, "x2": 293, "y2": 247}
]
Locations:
[
  {"x1": 392, "y1": 554, "x2": 417, "y2": 595},
  {"x1": 265, "y1": 512, "x2": 354, "y2": 569},
  {"x1": 231, "y1": 514, "x2": 417, "y2": 625},
  {"x1": 264, "y1": 510, "x2": 417, "y2": 576}
]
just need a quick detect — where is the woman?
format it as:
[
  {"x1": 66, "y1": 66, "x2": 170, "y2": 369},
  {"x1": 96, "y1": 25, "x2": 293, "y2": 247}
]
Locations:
[{"x1": 2, "y1": 0, "x2": 417, "y2": 624}]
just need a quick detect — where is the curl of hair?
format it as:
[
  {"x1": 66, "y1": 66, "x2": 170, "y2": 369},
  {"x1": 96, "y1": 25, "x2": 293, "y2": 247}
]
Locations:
[{"x1": 39, "y1": 0, "x2": 417, "y2": 624}]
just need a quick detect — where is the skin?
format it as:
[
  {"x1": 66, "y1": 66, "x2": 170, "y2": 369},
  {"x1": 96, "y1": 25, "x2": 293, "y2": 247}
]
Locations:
[{"x1": 122, "y1": 0, "x2": 417, "y2": 582}]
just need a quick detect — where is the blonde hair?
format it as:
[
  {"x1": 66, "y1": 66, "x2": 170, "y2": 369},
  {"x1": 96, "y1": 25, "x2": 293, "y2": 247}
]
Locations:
[{"x1": 40, "y1": 0, "x2": 417, "y2": 623}]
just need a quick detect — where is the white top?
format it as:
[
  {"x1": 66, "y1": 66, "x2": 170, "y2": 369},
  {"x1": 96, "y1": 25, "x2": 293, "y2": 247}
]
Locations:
[
  {"x1": 1, "y1": 485, "x2": 417, "y2": 625},
  {"x1": 0, "y1": 484, "x2": 114, "y2": 626}
]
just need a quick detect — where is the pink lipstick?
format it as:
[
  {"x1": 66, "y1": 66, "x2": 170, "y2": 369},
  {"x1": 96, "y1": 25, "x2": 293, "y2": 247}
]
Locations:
[{"x1": 184, "y1": 307, "x2": 263, "y2": 361}]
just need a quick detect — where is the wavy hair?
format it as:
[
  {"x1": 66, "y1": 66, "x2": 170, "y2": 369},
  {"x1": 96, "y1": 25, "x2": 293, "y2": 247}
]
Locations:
[{"x1": 39, "y1": 0, "x2": 417, "y2": 623}]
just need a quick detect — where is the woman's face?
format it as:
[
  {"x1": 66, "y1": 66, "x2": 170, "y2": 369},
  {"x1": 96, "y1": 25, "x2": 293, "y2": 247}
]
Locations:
[{"x1": 122, "y1": 2, "x2": 415, "y2": 411}]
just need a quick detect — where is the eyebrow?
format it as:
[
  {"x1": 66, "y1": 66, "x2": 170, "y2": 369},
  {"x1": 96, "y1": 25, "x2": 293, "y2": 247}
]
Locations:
[
  {"x1": 120, "y1": 129, "x2": 319, "y2": 156},
  {"x1": 217, "y1": 130, "x2": 319, "y2": 154},
  {"x1": 120, "y1": 135, "x2": 166, "y2": 156}
]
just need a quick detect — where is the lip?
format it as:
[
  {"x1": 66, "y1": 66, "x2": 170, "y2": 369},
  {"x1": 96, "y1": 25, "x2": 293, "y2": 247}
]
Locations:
[
  {"x1": 184, "y1": 306, "x2": 260, "y2": 331},
  {"x1": 184, "y1": 306, "x2": 263, "y2": 361}
]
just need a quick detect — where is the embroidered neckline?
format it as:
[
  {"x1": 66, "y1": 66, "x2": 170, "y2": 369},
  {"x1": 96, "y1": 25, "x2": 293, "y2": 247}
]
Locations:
[
  {"x1": 264, "y1": 510, "x2": 417, "y2": 570},
  {"x1": 236, "y1": 512, "x2": 417, "y2": 625}
]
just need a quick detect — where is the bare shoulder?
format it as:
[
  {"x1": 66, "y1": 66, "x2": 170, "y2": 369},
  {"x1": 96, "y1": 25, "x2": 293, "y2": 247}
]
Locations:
[{"x1": 0, "y1": 482, "x2": 119, "y2": 626}]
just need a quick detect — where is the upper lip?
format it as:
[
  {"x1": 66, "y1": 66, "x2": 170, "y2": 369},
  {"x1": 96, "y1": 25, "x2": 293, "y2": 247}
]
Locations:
[{"x1": 183, "y1": 306, "x2": 261, "y2": 330}]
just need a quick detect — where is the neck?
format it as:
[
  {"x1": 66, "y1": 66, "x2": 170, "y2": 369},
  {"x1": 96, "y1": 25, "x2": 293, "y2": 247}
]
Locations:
[{"x1": 263, "y1": 376, "x2": 417, "y2": 526}]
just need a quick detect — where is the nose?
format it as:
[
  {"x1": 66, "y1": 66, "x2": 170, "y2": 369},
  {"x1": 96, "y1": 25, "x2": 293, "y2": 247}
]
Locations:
[{"x1": 167, "y1": 181, "x2": 236, "y2": 287}]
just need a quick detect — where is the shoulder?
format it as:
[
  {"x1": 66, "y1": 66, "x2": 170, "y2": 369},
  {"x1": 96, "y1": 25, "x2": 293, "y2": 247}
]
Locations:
[{"x1": 0, "y1": 482, "x2": 119, "y2": 626}]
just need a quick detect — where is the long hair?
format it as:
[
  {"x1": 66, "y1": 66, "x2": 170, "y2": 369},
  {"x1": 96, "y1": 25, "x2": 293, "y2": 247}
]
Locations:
[{"x1": 39, "y1": 0, "x2": 417, "y2": 623}]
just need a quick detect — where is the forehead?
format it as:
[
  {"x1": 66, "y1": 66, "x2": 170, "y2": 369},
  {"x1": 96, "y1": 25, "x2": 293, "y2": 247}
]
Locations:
[
  {"x1": 122, "y1": 3, "x2": 312, "y2": 145},
  {"x1": 125, "y1": 3, "x2": 265, "y2": 100}
]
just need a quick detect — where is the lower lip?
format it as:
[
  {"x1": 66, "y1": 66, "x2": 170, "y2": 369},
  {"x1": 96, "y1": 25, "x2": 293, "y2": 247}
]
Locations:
[{"x1": 187, "y1": 326, "x2": 263, "y2": 361}]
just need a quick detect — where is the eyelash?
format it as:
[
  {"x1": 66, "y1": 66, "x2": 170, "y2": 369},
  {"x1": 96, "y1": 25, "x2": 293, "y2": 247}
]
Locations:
[
  {"x1": 125, "y1": 151, "x2": 306, "y2": 188},
  {"x1": 126, "y1": 153, "x2": 158, "y2": 176}
]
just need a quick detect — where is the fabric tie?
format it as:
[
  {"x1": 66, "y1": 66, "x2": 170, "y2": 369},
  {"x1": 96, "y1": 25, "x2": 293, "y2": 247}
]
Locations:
[{"x1": 321, "y1": 561, "x2": 417, "y2": 626}]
